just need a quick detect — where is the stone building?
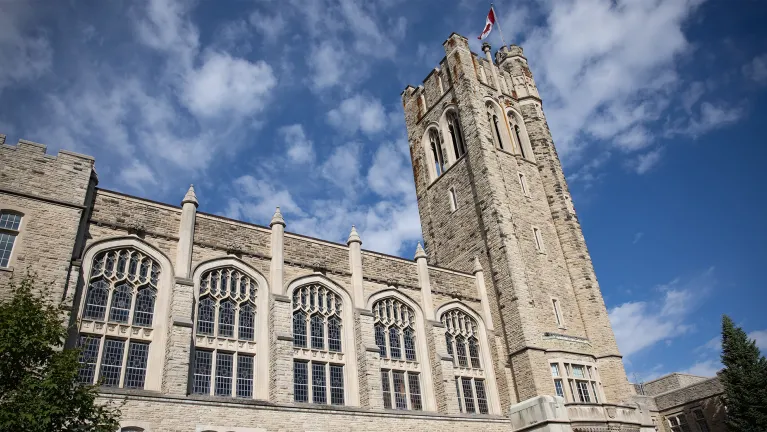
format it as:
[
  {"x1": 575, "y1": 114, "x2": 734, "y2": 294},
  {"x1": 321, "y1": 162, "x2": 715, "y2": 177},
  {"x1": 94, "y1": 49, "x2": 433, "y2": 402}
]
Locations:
[{"x1": 0, "y1": 33, "x2": 723, "y2": 431}]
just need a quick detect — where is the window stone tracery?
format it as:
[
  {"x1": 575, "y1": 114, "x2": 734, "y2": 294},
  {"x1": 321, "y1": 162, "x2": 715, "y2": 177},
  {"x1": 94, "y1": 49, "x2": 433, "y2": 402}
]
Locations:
[
  {"x1": 373, "y1": 297, "x2": 422, "y2": 410},
  {"x1": 77, "y1": 248, "x2": 159, "y2": 389},
  {"x1": 442, "y1": 308, "x2": 489, "y2": 414},
  {"x1": 292, "y1": 283, "x2": 345, "y2": 405},
  {"x1": 192, "y1": 266, "x2": 258, "y2": 399}
]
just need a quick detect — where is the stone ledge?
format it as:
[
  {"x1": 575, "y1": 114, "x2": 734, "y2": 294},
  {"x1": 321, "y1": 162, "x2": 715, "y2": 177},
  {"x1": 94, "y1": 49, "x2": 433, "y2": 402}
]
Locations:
[
  {"x1": 175, "y1": 277, "x2": 194, "y2": 286},
  {"x1": 172, "y1": 316, "x2": 194, "y2": 328}
]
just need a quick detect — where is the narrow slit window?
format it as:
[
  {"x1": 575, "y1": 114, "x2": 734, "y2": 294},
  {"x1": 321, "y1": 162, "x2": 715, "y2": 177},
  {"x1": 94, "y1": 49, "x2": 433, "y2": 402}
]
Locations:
[
  {"x1": 492, "y1": 114, "x2": 504, "y2": 150},
  {"x1": 518, "y1": 173, "x2": 529, "y2": 197},
  {"x1": 533, "y1": 227, "x2": 544, "y2": 252},
  {"x1": 552, "y1": 299, "x2": 563, "y2": 326},
  {"x1": 429, "y1": 129, "x2": 445, "y2": 177},
  {"x1": 449, "y1": 187, "x2": 458, "y2": 212},
  {"x1": 515, "y1": 125, "x2": 527, "y2": 158}
]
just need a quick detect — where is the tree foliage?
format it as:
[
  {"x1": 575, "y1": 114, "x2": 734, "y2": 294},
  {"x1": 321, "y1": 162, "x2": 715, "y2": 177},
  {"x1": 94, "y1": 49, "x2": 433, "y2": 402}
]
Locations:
[
  {"x1": 720, "y1": 315, "x2": 767, "y2": 432},
  {"x1": 0, "y1": 273, "x2": 121, "y2": 431}
]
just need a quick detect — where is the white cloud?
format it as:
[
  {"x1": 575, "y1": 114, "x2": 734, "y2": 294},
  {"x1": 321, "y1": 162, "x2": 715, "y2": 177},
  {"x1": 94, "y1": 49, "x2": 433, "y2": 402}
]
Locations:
[
  {"x1": 249, "y1": 10, "x2": 287, "y2": 42},
  {"x1": 225, "y1": 175, "x2": 304, "y2": 223},
  {"x1": 134, "y1": 0, "x2": 198, "y2": 67},
  {"x1": 327, "y1": 94, "x2": 390, "y2": 135},
  {"x1": 279, "y1": 124, "x2": 315, "y2": 164},
  {"x1": 182, "y1": 51, "x2": 276, "y2": 119},
  {"x1": 628, "y1": 148, "x2": 663, "y2": 175},
  {"x1": 681, "y1": 359, "x2": 721, "y2": 377},
  {"x1": 670, "y1": 102, "x2": 744, "y2": 139},
  {"x1": 320, "y1": 142, "x2": 362, "y2": 194},
  {"x1": 609, "y1": 267, "x2": 715, "y2": 358},
  {"x1": 367, "y1": 140, "x2": 415, "y2": 198},
  {"x1": 743, "y1": 53, "x2": 767, "y2": 85},
  {"x1": 0, "y1": 2, "x2": 52, "y2": 92},
  {"x1": 748, "y1": 329, "x2": 767, "y2": 352},
  {"x1": 118, "y1": 160, "x2": 158, "y2": 191}
]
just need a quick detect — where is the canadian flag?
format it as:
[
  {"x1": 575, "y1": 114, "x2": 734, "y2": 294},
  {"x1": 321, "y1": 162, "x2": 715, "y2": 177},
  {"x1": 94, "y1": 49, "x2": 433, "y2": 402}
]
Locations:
[{"x1": 478, "y1": 7, "x2": 496, "y2": 40}]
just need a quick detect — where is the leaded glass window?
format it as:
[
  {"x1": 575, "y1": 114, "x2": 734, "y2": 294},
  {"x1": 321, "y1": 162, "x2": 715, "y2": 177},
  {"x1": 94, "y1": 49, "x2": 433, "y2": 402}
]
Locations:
[
  {"x1": 403, "y1": 327, "x2": 416, "y2": 361},
  {"x1": 84, "y1": 248, "x2": 160, "y2": 326},
  {"x1": 237, "y1": 355, "x2": 254, "y2": 398},
  {"x1": 392, "y1": 370, "x2": 407, "y2": 409},
  {"x1": 375, "y1": 323, "x2": 386, "y2": 357},
  {"x1": 124, "y1": 342, "x2": 149, "y2": 389},
  {"x1": 330, "y1": 365, "x2": 344, "y2": 405},
  {"x1": 292, "y1": 284, "x2": 342, "y2": 352},
  {"x1": 215, "y1": 352, "x2": 233, "y2": 396},
  {"x1": 381, "y1": 370, "x2": 393, "y2": 409},
  {"x1": 99, "y1": 339, "x2": 124, "y2": 387},
  {"x1": 294, "y1": 361, "x2": 309, "y2": 402},
  {"x1": 196, "y1": 267, "x2": 258, "y2": 340},
  {"x1": 408, "y1": 373, "x2": 422, "y2": 410},
  {"x1": 193, "y1": 350, "x2": 213, "y2": 395},
  {"x1": 372, "y1": 298, "x2": 416, "y2": 361},
  {"x1": 442, "y1": 308, "x2": 491, "y2": 414},
  {"x1": 291, "y1": 284, "x2": 346, "y2": 406},
  {"x1": 77, "y1": 336, "x2": 100, "y2": 384},
  {"x1": 312, "y1": 362, "x2": 327, "y2": 404},
  {"x1": 0, "y1": 212, "x2": 22, "y2": 268},
  {"x1": 133, "y1": 286, "x2": 156, "y2": 327},
  {"x1": 447, "y1": 110, "x2": 466, "y2": 158}
]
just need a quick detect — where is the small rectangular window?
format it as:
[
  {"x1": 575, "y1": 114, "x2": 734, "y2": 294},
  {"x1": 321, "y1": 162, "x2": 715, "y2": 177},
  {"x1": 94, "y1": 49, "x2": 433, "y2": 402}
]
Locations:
[
  {"x1": 193, "y1": 350, "x2": 212, "y2": 394},
  {"x1": 552, "y1": 299, "x2": 563, "y2": 327},
  {"x1": 550, "y1": 363, "x2": 560, "y2": 377},
  {"x1": 99, "y1": 339, "x2": 125, "y2": 387},
  {"x1": 554, "y1": 379, "x2": 565, "y2": 398},
  {"x1": 0, "y1": 212, "x2": 21, "y2": 268},
  {"x1": 533, "y1": 227, "x2": 544, "y2": 252},
  {"x1": 449, "y1": 187, "x2": 458, "y2": 212},
  {"x1": 518, "y1": 173, "x2": 529, "y2": 197},
  {"x1": 236, "y1": 354, "x2": 254, "y2": 398},
  {"x1": 215, "y1": 352, "x2": 233, "y2": 396},
  {"x1": 381, "y1": 370, "x2": 392, "y2": 409},
  {"x1": 124, "y1": 341, "x2": 149, "y2": 389},
  {"x1": 330, "y1": 364, "x2": 344, "y2": 405},
  {"x1": 293, "y1": 361, "x2": 309, "y2": 402}
]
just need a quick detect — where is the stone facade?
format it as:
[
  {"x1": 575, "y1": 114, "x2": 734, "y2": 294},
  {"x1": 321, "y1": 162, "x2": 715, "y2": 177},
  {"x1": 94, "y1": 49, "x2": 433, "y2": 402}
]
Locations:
[
  {"x1": 0, "y1": 33, "x2": 721, "y2": 432},
  {"x1": 635, "y1": 374, "x2": 726, "y2": 432}
]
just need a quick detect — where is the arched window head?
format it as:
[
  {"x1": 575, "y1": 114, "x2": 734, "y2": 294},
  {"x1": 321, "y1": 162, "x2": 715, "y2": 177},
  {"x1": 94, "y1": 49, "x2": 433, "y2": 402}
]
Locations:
[
  {"x1": 77, "y1": 247, "x2": 160, "y2": 389},
  {"x1": 291, "y1": 283, "x2": 346, "y2": 406},
  {"x1": 446, "y1": 110, "x2": 466, "y2": 159},
  {"x1": 292, "y1": 284, "x2": 342, "y2": 351},
  {"x1": 508, "y1": 111, "x2": 529, "y2": 159},
  {"x1": 441, "y1": 308, "x2": 489, "y2": 414},
  {"x1": 192, "y1": 266, "x2": 259, "y2": 399},
  {"x1": 197, "y1": 267, "x2": 258, "y2": 340},
  {"x1": 373, "y1": 297, "x2": 422, "y2": 411},
  {"x1": 428, "y1": 128, "x2": 445, "y2": 178},
  {"x1": 492, "y1": 114, "x2": 504, "y2": 150}
]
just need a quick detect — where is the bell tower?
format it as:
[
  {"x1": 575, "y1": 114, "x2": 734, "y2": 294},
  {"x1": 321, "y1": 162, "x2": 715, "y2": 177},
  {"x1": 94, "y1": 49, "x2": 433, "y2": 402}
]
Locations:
[{"x1": 401, "y1": 33, "x2": 635, "y2": 412}]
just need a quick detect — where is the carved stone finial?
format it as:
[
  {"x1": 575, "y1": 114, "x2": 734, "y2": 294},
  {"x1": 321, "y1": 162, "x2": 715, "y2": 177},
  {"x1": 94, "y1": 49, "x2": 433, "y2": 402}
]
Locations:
[
  {"x1": 472, "y1": 256, "x2": 483, "y2": 274},
  {"x1": 482, "y1": 42, "x2": 492, "y2": 53},
  {"x1": 270, "y1": 206, "x2": 286, "y2": 227},
  {"x1": 414, "y1": 242, "x2": 427, "y2": 260},
  {"x1": 182, "y1": 184, "x2": 198, "y2": 207},
  {"x1": 347, "y1": 225, "x2": 362, "y2": 245}
]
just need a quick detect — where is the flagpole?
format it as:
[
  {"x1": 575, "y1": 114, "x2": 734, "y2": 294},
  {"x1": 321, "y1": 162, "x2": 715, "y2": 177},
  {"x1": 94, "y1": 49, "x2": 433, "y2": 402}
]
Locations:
[{"x1": 491, "y1": 4, "x2": 508, "y2": 48}]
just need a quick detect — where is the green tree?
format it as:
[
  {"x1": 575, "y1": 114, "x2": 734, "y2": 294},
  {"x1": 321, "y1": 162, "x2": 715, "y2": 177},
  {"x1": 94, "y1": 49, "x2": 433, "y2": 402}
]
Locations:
[
  {"x1": 0, "y1": 273, "x2": 121, "y2": 431},
  {"x1": 720, "y1": 315, "x2": 767, "y2": 432}
]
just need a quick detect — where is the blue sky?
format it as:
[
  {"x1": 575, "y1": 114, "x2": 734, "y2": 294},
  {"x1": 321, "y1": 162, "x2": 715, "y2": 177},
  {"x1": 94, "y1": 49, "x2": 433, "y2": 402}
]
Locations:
[{"x1": 1, "y1": 0, "x2": 765, "y2": 383}]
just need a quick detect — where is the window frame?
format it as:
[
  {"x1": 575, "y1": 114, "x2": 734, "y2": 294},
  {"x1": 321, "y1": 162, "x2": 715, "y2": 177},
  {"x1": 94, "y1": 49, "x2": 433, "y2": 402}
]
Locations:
[
  {"x1": 76, "y1": 241, "x2": 171, "y2": 392},
  {"x1": 438, "y1": 303, "x2": 501, "y2": 415},
  {"x1": 518, "y1": 172, "x2": 530, "y2": 197},
  {"x1": 191, "y1": 259, "x2": 269, "y2": 400},
  {"x1": 289, "y1": 276, "x2": 359, "y2": 407},
  {"x1": 0, "y1": 210, "x2": 23, "y2": 269},
  {"x1": 448, "y1": 187, "x2": 458, "y2": 212},
  {"x1": 548, "y1": 359, "x2": 605, "y2": 404}
]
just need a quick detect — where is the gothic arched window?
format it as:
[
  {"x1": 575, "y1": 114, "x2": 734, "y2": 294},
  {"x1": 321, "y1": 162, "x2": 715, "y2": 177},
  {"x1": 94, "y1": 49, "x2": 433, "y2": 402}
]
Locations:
[
  {"x1": 373, "y1": 297, "x2": 422, "y2": 410},
  {"x1": 507, "y1": 110, "x2": 533, "y2": 160},
  {"x1": 192, "y1": 267, "x2": 258, "y2": 399},
  {"x1": 77, "y1": 248, "x2": 159, "y2": 389},
  {"x1": 428, "y1": 128, "x2": 445, "y2": 178},
  {"x1": 446, "y1": 110, "x2": 466, "y2": 159},
  {"x1": 442, "y1": 308, "x2": 489, "y2": 414},
  {"x1": 292, "y1": 283, "x2": 345, "y2": 405}
]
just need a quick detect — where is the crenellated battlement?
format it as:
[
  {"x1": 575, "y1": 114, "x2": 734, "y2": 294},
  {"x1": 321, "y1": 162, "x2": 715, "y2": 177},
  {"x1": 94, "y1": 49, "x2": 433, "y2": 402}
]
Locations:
[{"x1": 0, "y1": 136, "x2": 97, "y2": 207}]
